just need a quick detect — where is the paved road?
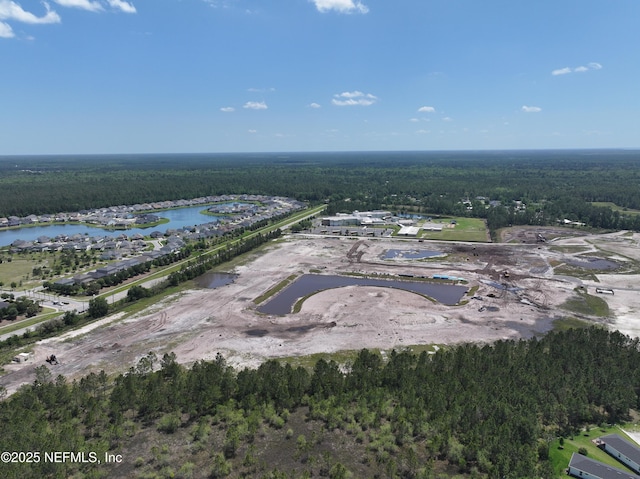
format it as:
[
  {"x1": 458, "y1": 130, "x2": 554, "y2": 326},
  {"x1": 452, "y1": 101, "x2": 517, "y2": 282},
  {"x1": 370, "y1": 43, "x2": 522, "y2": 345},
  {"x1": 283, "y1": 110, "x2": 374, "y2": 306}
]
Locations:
[
  {"x1": 0, "y1": 206, "x2": 326, "y2": 343},
  {"x1": 0, "y1": 276, "x2": 167, "y2": 342}
]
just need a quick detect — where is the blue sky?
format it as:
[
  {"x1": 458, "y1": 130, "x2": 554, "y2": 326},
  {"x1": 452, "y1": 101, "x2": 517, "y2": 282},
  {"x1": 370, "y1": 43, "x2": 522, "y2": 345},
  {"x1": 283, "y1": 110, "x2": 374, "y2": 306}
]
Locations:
[{"x1": 1, "y1": 0, "x2": 639, "y2": 154}]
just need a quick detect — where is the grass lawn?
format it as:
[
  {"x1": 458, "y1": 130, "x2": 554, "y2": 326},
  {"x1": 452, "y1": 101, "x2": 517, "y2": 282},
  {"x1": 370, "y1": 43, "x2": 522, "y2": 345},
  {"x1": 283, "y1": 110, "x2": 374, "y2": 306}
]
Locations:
[
  {"x1": 549, "y1": 426, "x2": 638, "y2": 477},
  {"x1": 0, "y1": 308, "x2": 61, "y2": 336},
  {"x1": 552, "y1": 317, "x2": 596, "y2": 331},
  {"x1": 561, "y1": 288, "x2": 610, "y2": 317},
  {"x1": 592, "y1": 202, "x2": 640, "y2": 216},
  {"x1": 0, "y1": 257, "x2": 38, "y2": 289},
  {"x1": 419, "y1": 217, "x2": 488, "y2": 242},
  {"x1": 253, "y1": 274, "x2": 298, "y2": 305}
]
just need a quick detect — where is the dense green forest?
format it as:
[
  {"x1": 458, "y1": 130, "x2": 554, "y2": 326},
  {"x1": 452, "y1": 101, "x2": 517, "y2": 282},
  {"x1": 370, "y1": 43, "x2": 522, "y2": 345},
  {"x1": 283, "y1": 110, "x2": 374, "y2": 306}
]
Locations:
[
  {"x1": 1, "y1": 327, "x2": 639, "y2": 479},
  {"x1": 2, "y1": 150, "x2": 640, "y2": 233}
]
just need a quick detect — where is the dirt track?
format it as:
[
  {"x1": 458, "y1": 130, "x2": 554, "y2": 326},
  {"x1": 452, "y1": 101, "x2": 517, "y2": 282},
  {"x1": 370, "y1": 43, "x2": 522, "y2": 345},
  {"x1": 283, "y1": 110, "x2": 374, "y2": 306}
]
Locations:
[{"x1": 3, "y1": 229, "x2": 640, "y2": 394}]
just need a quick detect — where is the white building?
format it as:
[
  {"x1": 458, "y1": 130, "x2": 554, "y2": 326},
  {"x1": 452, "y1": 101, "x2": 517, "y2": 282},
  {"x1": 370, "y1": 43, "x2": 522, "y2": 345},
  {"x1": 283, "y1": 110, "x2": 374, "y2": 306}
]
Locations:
[
  {"x1": 568, "y1": 452, "x2": 640, "y2": 479},
  {"x1": 598, "y1": 434, "x2": 640, "y2": 474}
]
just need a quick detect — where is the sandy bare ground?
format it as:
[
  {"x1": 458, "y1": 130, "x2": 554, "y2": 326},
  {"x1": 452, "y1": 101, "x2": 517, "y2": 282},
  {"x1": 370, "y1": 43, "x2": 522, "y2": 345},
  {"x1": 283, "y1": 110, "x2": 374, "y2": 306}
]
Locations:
[{"x1": 3, "y1": 229, "x2": 640, "y2": 394}]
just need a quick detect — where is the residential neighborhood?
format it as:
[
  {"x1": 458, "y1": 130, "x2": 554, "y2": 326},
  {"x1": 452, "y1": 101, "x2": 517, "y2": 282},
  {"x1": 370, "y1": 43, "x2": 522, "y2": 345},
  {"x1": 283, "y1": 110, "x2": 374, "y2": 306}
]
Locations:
[
  {"x1": 0, "y1": 194, "x2": 304, "y2": 234},
  {"x1": 1, "y1": 195, "x2": 305, "y2": 295}
]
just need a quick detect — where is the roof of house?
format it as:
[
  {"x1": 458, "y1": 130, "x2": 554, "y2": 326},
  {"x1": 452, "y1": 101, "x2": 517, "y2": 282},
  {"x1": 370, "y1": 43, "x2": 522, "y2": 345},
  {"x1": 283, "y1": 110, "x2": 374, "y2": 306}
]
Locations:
[
  {"x1": 569, "y1": 453, "x2": 640, "y2": 479},
  {"x1": 600, "y1": 434, "x2": 640, "y2": 465}
]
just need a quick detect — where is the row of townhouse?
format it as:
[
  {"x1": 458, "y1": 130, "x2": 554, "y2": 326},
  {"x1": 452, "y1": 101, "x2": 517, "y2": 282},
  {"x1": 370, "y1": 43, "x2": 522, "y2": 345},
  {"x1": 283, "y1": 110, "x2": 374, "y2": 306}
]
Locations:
[
  {"x1": 10, "y1": 233, "x2": 149, "y2": 256},
  {"x1": 54, "y1": 238, "x2": 185, "y2": 288}
]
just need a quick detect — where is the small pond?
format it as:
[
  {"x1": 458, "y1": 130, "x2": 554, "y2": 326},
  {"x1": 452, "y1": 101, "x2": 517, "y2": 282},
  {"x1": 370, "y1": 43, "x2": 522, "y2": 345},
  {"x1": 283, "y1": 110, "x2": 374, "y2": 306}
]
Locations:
[
  {"x1": 195, "y1": 272, "x2": 238, "y2": 289},
  {"x1": 257, "y1": 274, "x2": 468, "y2": 316},
  {"x1": 382, "y1": 249, "x2": 443, "y2": 260},
  {"x1": 564, "y1": 257, "x2": 619, "y2": 271}
]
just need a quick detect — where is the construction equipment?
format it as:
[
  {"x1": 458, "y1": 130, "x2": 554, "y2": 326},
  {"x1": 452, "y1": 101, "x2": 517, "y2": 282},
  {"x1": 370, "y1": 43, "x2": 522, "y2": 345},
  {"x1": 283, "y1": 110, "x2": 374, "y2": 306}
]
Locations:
[{"x1": 45, "y1": 354, "x2": 59, "y2": 365}]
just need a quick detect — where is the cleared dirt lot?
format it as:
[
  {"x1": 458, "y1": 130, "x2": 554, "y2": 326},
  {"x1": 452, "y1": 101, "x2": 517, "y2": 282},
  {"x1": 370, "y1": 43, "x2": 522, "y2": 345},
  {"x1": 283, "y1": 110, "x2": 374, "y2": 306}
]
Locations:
[{"x1": 3, "y1": 228, "x2": 640, "y2": 393}]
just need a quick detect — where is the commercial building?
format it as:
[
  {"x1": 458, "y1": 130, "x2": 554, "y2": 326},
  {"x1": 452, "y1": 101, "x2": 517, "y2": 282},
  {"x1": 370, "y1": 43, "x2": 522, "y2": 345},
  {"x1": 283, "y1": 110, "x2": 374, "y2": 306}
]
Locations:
[{"x1": 321, "y1": 210, "x2": 392, "y2": 227}]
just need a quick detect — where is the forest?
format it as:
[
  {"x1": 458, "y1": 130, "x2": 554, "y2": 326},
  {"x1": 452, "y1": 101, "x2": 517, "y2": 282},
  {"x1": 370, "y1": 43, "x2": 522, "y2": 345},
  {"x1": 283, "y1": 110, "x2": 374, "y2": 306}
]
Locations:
[
  {"x1": 1, "y1": 327, "x2": 639, "y2": 479},
  {"x1": 3, "y1": 149, "x2": 640, "y2": 478},
  {"x1": 2, "y1": 150, "x2": 640, "y2": 235}
]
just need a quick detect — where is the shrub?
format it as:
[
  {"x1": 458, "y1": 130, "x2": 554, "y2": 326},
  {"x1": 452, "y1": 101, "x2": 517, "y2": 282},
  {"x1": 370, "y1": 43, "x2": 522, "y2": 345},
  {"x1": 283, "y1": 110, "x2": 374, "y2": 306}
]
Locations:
[{"x1": 157, "y1": 413, "x2": 181, "y2": 434}]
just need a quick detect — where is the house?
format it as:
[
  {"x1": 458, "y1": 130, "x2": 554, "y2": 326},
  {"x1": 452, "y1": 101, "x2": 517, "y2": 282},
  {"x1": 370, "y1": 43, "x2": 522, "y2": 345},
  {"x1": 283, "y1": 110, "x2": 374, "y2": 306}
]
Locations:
[
  {"x1": 598, "y1": 434, "x2": 640, "y2": 473},
  {"x1": 568, "y1": 452, "x2": 640, "y2": 479}
]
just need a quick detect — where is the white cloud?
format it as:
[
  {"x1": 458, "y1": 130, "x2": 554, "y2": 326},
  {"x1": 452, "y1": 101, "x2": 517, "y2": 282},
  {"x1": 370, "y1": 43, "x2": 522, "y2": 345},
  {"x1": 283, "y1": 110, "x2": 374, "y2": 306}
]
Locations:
[
  {"x1": 1, "y1": 0, "x2": 136, "y2": 39},
  {"x1": 248, "y1": 129, "x2": 257, "y2": 133},
  {"x1": 552, "y1": 63, "x2": 602, "y2": 76},
  {"x1": 248, "y1": 87, "x2": 276, "y2": 93},
  {"x1": 53, "y1": 0, "x2": 103, "y2": 12},
  {"x1": 311, "y1": 0, "x2": 368, "y2": 14},
  {"x1": 337, "y1": 91, "x2": 366, "y2": 98},
  {"x1": 0, "y1": 20, "x2": 13, "y2": 37},
  {"x1": 332, "y1": 90, "x2": 377, "y2": 106},
  {"x1": 409, "y1": 118, "x2": 419, "y2": 123},
  {"x1": 442, "y1": 116, "x2": 453, "y2": 122},
  {"x1": 0, "y1": 1, "x2": 61, "y2": 24},
  {"x1": 203, "y1": 0, "x2": 232, "y2": 8},
  {"x1": 107, "y1": 0, "x2": 136, "y2": 13},
  {"x1": 309, "y1": 102, "x2": 321, "y2": 108},
  {"x1": 551, "y1": 67, "x2": 572, "y2": 76},
  {"x1": 243, "y1": 101, "x2": 268, "y2": 110},
  {"x1": 522, "y1": 105, "x2": 542, "y2": 113},
  {"x1": 418, "y1": 106, "x2": 435, "y2": 113},
  {"x1": 52, "y1": 0, "x2": 137, "y2": 13},
  {"x1": 220, "y1": 107, "x2": 235, "y2": 112}
]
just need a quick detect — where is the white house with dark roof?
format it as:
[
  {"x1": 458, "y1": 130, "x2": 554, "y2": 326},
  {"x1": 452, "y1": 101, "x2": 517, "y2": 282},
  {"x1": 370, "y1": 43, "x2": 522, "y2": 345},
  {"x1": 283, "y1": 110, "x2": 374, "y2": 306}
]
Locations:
[
  {"x1": 568, "y1": 452, "x2": 640, "y2": 479},
  {"x1": 597, "y1": 434, "x2": 640, "y2": 474}
]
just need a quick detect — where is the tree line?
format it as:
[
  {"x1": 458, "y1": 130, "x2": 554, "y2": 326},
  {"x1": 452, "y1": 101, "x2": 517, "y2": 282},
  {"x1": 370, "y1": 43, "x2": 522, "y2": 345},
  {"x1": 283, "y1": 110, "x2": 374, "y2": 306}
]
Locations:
[
  {"x1": 1, "y1": 327, "x2": 639, "y2": 478},
  {"x1": 3, "y1": 151, "x2": 640, "y2": 235}
]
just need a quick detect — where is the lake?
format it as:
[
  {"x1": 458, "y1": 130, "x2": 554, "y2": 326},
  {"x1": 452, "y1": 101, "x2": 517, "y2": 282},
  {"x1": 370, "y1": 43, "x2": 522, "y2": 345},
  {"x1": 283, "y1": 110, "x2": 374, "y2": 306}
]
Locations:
[{"x1": 0, "y1": 205, "x2": 221, "y2": 247}]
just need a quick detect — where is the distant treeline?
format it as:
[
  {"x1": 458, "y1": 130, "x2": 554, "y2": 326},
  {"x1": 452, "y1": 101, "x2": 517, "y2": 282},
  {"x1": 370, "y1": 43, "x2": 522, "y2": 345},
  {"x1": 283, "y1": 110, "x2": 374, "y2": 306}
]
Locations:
[
  {"x1": 1, "y1": 327, "x2": 639, "y2": 478},
  {"x1": 3, "y1": 150, "x2": 640, "y2": 234}
]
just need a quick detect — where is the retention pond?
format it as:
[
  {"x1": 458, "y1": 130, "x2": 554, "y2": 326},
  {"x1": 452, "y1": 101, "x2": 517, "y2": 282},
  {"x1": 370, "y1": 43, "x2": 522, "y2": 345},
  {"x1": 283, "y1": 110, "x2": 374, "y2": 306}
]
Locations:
[
  {"x1": 257, "y1": 274, "x2": 468, "y2": 316},
  {"x1": 195, "y1": 272, "x2": 238, "y2": 289}
]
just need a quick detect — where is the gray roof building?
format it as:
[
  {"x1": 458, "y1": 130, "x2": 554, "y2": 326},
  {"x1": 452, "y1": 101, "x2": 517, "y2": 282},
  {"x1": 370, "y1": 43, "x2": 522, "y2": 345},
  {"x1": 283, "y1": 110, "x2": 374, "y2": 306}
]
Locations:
[
  {"x1": 568, "y1": 452, "x2": 640, "y2": 479},
  {"x1": 598, "y1": 434, "x2": 640, "y2": 474}
]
